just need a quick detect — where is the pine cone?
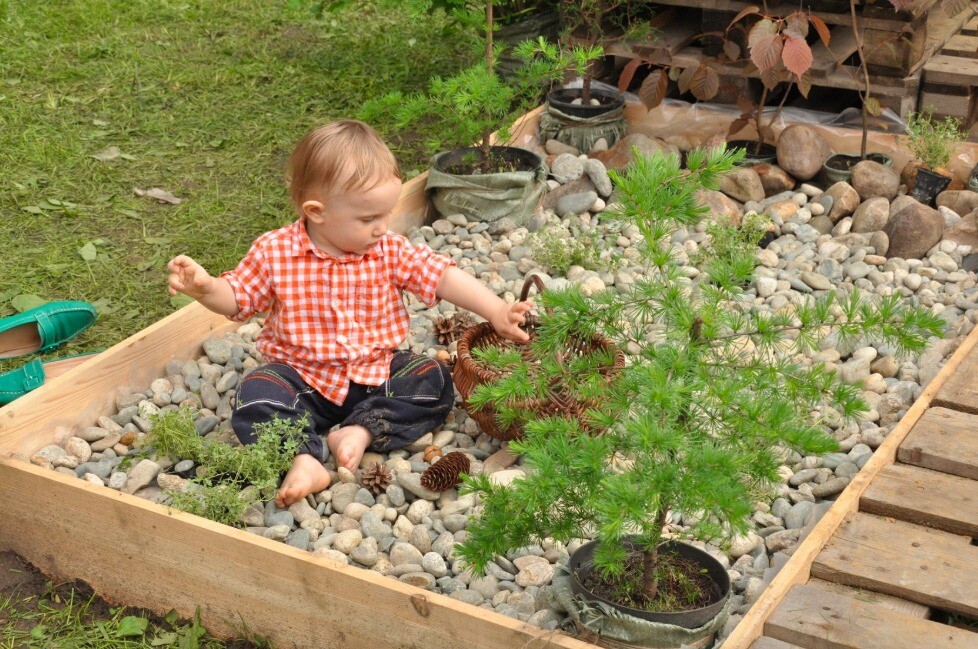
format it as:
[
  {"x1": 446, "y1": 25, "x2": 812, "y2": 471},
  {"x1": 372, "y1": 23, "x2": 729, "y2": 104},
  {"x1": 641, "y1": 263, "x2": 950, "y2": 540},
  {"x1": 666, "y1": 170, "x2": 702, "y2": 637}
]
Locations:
[
  {"x1": 423, "y1": 445, "x2": 443, "y2": 463},
  {"x1": 420, "y1": 451, "x2": 471, "y2": 492},
  {"x1": 434, "y1": 312, "x2": 476, "y2": 345},
  {"x1": 361, "y1": 462, "x2": 393, "y2": 495}
]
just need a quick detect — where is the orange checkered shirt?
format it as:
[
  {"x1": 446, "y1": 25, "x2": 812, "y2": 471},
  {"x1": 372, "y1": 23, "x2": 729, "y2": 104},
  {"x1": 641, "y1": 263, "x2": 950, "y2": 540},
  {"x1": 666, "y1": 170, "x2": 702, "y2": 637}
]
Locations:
[{"x1": 221, "y1": 219, "x2": 455, "y2": 405}]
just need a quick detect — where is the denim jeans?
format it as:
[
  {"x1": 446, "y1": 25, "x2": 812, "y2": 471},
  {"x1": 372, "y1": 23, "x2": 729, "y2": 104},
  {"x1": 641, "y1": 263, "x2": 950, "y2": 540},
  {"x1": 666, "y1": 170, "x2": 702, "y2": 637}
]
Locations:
[{"x1": 230, "y1": 351, "x2": 455, "y2": 462}]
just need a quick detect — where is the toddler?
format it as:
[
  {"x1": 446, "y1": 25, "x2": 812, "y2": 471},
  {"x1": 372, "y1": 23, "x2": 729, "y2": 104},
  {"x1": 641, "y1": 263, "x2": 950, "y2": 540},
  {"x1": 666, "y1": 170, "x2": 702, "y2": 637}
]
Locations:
[{"x1": 167, "y1": 120, "x2": 532, "y2": 507}]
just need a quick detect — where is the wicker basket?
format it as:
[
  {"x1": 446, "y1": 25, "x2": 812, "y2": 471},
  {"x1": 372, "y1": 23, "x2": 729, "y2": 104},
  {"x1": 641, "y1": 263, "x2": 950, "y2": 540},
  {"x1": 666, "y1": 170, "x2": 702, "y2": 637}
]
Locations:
[{"x1": 453, "y1": 274, "x2": 626, "y2": 441}]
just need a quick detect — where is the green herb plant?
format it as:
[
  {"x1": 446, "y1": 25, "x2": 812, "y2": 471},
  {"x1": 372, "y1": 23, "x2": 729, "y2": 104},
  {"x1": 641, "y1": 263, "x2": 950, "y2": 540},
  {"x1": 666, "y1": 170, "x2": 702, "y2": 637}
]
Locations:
[
  {"x1": 529, "y1": 226, "x2": 617, "y2": 275},
  {"x1": 149, "y1": 409, "x2": 304, "y2": 527},
  {"x1": 456, "y1": 146, "x2": 944, "y2": 606},
  {"x1": 904, "y1": 108, "x2": 967, "y2": 172}
]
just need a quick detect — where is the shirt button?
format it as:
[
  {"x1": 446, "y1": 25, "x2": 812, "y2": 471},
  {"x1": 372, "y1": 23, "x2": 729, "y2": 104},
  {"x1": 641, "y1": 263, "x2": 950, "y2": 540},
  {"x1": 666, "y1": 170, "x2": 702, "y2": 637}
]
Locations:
[
  {"x1": 337, "y1": 335, "x2": 348, "y2": 344},
  {"x1": 331, "y1": 299, "x2": 339, "y2": 308}
]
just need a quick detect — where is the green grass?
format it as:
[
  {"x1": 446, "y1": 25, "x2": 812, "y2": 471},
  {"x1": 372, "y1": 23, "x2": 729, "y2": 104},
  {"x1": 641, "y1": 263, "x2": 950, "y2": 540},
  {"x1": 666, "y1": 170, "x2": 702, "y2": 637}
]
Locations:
[
  {"x1": 0, "y1": 578, "x2": 271, "y2": 648},
  {"x1": 0, "y1": 0, "x2": 475, "y2": 373}
]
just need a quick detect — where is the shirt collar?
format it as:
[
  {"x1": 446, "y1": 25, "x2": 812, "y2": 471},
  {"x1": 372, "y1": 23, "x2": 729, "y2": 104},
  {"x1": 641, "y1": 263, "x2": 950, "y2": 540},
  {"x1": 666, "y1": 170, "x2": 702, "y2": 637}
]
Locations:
[{"x1": 290, "y1": 218, "x2": 383, "y2": 263}]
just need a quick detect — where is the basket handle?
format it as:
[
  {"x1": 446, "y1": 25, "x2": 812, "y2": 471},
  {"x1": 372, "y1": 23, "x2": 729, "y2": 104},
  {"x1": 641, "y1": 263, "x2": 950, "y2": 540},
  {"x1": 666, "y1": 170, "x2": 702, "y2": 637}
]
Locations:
[{"x1": 520, "y1": 274, "x2": 546, "y2": 303}]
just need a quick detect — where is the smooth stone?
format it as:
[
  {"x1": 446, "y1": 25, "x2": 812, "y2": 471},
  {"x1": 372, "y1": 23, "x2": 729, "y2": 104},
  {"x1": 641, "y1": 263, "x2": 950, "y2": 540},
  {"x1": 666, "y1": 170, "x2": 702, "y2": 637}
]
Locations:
[
  {"x1": 122, "y1": 460, "x2": 161, "y2": 495},
  {"x1": 397, "y1": 472, "x2": 441, "y2": 501}
]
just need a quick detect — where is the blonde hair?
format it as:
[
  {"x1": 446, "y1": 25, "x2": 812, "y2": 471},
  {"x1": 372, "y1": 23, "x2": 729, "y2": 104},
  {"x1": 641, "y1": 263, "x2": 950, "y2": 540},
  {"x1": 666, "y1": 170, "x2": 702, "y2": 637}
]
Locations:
[{"x1": 287, "y1": 120, "x2": 401, "y2": 209}]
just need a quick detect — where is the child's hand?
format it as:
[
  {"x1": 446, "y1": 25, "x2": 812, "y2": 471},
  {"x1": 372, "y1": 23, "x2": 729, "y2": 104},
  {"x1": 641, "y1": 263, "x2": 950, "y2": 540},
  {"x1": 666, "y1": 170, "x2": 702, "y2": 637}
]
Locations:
[
  {"x1": 167, "y1": 255, "x2": 215, "y2": 299},
  {"x1": 490, "y1": 300, "x2": 534, "y2": 343}
]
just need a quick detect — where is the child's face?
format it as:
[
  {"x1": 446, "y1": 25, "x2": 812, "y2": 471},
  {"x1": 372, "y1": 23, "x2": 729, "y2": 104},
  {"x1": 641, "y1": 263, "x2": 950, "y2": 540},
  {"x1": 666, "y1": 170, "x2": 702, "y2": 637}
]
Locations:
[{"x1": 302, "y1": 176, "x2": 401, "y2": 257}]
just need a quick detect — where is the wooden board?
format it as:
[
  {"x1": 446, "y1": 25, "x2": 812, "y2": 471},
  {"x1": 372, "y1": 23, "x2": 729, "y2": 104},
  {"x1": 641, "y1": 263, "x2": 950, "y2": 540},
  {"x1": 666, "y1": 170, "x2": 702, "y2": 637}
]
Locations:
[
  {"x1": 924, "y1": 54, "x2": 978, "y2": 87},
  {"x1": 812, "y1": 512, "x2": 978, "y2": 617},
  {"x1": 898, "y1": 407, "x2": 978, "y2": 479},
  {"x1": 751, "y1": 638, "x2": 804, "y2": 649},
  {"x1": 620, "y1": 0, "x2": 926, "y2": 30},
  {"x1": 0, "y1": 302, "x2": 233, "y2": 459},
  {"x1": 766, "y1": 583, "x2": 978, "y2": 649},
  {"x1": 944, "y1": 34, "x2": 978, "y2": 58},
  {"x1": 920, "y1": 89, "x2": 973, "y2": 120},
  {"x1": 933, "y1": 346, "x2": 978, "y2": 412},
  {"x1": 0, "y1": 461, "x2": 594, "y2": 649},
  {"x1": 810, "y1": 27, "x2": 858, "y2": 79},
  {"x1": 806, "y1": 577, "x2": 930, "y2": 619},
  {"x1": 721, "y1": 324, "x2": 978, "y2": 649},
  {"x1": 861, "y1": 463, "x2": 978, "y2": 537}
]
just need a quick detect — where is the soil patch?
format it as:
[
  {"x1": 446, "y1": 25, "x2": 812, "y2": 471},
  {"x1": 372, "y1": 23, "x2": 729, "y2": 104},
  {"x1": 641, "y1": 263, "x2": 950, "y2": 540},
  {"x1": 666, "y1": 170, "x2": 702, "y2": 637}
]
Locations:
[{"x1": 579, "y1": 547, "x2": 723, "y2": 613}]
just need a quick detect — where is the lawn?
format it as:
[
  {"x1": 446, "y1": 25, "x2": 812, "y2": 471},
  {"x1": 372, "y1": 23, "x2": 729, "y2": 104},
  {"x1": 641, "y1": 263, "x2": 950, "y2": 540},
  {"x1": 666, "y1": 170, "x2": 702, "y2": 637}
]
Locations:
[
  {"x1": 0, "y1": 1, "x2": 472, "y2": 645},
  {"x1": 0, "y1": 0, "x2": 475, "y2": 373}
]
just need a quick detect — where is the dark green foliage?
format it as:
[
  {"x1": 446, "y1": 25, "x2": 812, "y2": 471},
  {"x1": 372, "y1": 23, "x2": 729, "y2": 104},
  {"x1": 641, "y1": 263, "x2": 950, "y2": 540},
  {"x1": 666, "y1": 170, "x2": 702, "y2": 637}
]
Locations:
[
  {"x1": 457, "y1": 146, "x2": 945, "y2": 599},
  {"x1": 149, "y1": 409, "x2": 304, "y2": 527}
]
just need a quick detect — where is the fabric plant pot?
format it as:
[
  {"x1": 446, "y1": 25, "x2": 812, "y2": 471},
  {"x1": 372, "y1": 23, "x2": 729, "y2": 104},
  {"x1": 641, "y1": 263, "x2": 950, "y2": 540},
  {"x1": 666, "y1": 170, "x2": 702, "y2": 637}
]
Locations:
[
  {"x1": 425, "y1": 146, "x2": 547, "y2": 225},
  {"x1": 563, "y1": 536, "x2": 731, "y2": 648},
  {"x1": 542, "y1": 88, "x2": 628, "y2": 152}
]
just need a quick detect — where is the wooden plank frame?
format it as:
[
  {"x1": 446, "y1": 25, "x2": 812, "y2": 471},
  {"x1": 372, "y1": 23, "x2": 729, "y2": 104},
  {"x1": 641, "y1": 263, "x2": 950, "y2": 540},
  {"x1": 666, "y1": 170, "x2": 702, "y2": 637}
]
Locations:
[
  {"x1": 723, "y1": 323, "x2": 978, "y2": 649},
  {"x1": 5, "y1": 99, "x2": 978, "y2": 648},
  {"x1": 0, "y1": 106, "x2": 596, "y2": 649}
]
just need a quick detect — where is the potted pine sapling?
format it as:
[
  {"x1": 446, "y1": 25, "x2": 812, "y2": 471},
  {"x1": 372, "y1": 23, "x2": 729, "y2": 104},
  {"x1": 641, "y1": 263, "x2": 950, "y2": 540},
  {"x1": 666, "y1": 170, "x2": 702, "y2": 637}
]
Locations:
[
  {"x1": 359, "y1": 0, "x2": 564, "y2": 224},
  {"x1": 456, "y1": 146, "x2": 943, "y2": 646},
  {"x1": 903, "y1": 108, "x2": 967, "y2": 206},
  {"x1": 540, "y1": 0, "x2": 648, "y2": 150}
]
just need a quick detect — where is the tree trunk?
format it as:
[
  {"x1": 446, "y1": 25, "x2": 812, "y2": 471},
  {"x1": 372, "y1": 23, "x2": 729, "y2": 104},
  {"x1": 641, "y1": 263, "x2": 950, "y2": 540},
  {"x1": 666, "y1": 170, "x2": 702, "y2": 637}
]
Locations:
[
  {"x1": 641, "y1": 545, "x2": 660, "y2": 600},
  {"x1": 482, "y1": 0, "x2": 494, "y2": 174}
]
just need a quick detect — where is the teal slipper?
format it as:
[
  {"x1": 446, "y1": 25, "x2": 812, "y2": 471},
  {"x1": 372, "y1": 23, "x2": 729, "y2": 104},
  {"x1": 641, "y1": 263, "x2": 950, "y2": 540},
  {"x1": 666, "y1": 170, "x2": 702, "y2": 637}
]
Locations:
[
  {"x1": 0, "y1": 301, "x2": 97, "y2": 359},
  {"x1": 0, "y1": 358, "x2": 44, "y2": 405},
  {"x1": 0, "y1": 351, "x2": 102, "y2": 406}
]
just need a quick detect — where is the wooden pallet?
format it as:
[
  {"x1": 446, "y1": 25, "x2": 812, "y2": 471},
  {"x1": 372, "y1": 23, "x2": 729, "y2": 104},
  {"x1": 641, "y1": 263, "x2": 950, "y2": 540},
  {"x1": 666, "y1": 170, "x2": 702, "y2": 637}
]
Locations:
[
  {"x1": 922, "y1": 10, "x2": 978, "y2": 136},
  {"x1": 723, "y1": 322, "x2": 978, "y2": 648},
  {"x1": 600, "y1": 5, "x2": 933, "y2": 117}
]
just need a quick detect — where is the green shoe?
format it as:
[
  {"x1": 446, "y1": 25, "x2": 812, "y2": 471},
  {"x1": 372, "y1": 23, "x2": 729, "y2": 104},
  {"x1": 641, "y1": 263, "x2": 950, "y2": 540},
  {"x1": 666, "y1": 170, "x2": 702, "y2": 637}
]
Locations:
[
  {"x1": 0, "y1": 301, "x2": 97, "y2": 359},
  {"x1": 0, "y1": 358, "x2": 44, "y2": 405}
]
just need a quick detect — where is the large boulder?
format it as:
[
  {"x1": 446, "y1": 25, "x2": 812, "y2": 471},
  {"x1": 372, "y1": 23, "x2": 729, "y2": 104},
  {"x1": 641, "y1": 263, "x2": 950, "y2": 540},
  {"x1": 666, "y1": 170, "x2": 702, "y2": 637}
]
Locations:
[
  {"x1": 695, "y1": 189, "x2": 743, "y2": 226},
  {"x1": 851, "y1": 160, "x2": 899, "y2": 201},
  {"x1": 822, "y1": 182, "x2": 861, "y2": 222},
  {"x1": 944, "y1": 208, "x2": 978, "y2": 249},
  {"x1": 590, "y1": 133, "x2": 679, "y2": 172},
  {"x1": 776, "y1": 125, "x2": 832, "y2": 181},
  {"x1": 936, "y1": 190, "x2": 978, "y2": 217},
  {"x1": 719, "y1": 167, "x2": 765, "y2": 203},
  {"x1": 883, "y1": 203, "x2": 945, "y2": 259},
  {"x1": 889, "y1": 194, "x2": 920, "y2": 217},
  {"x1": 752, "y1": 164, "x2": 796, "y2": 196},
  {"x1": 851, "y1": 197, "x2": 890, "y2": 233}
]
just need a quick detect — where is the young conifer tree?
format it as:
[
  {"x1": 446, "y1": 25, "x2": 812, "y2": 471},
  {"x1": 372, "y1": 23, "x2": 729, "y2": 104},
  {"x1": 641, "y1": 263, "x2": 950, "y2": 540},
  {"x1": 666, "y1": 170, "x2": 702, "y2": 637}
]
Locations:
[{"x1": 457, "y1": 146, "x2": 944, "y2": 602}]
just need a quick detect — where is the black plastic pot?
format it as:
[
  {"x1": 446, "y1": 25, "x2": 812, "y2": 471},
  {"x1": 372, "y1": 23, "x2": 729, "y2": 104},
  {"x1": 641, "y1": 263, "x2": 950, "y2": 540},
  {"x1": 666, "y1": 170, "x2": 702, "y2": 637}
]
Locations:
[
  {"x1": 909, "y1": 167, "x2": 952, "y2": 206},
  {"x1": 547, "y1": 87, "x2": 625, "y2": 119},
  {"x1": 431, "y1": 145, "x2": 542, "y2": 176},
  {"x1": 568, "y1": 537, "x2": 731, "y2": 630},
  {"x1": 727, "y1": 140, "x2": 777, "y2": 166}
]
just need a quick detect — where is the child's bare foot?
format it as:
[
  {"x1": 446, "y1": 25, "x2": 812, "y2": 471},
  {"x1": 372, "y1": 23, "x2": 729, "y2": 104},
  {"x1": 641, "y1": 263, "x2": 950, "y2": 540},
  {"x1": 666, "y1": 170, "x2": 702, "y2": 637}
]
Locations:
[
  {"x1": 327, "y1": 425, "x2": 372, "y2": 473},
  {"x1": 276, "y1": 453, "x2": 331, "y2": 508}
]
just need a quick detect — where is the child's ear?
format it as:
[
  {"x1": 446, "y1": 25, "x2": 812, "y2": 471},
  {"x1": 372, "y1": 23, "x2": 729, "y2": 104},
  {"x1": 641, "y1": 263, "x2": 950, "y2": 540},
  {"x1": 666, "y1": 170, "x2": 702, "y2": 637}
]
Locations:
[{"x1": 301, "y1": 199, "x2": 325, "y2": 223}]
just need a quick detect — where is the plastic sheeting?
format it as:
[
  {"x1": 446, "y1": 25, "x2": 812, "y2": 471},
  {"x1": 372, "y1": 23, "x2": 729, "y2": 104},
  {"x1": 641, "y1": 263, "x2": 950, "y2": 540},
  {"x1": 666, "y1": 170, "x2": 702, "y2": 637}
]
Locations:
[{"x1": 622, "y1": 98, "x2": 978, "y2": 184}]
